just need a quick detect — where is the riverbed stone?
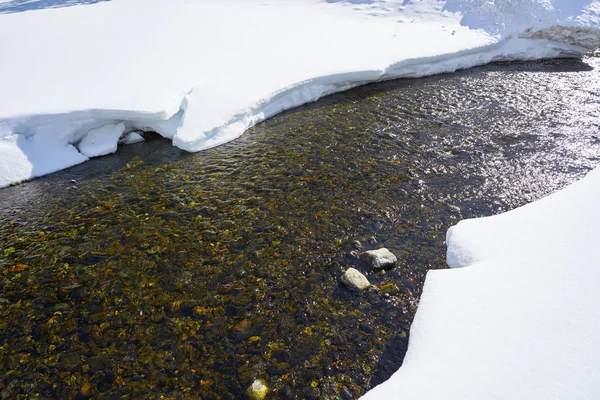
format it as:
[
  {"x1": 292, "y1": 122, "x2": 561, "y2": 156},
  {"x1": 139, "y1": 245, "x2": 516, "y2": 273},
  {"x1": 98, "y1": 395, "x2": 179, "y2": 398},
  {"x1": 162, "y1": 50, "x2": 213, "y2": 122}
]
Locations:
[
  {"x1": 380, "y1": 283, "x2": 400, "y2": 295},
  {"x1": 246, "y1": 379, "x2": 269, "y2": 400},
  {"x1": 360, "y1": 248, "x2": 397, "y2": 270},
  {"x1": 341, "y1": 268, "x2": 371, "y2": 291}
]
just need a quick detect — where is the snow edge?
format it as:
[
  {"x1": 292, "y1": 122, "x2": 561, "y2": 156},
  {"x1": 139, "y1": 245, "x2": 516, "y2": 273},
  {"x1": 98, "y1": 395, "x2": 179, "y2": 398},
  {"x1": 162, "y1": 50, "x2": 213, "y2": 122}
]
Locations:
[{"x1": 0, "y1": 36, "x2": 595, "y2": 188}]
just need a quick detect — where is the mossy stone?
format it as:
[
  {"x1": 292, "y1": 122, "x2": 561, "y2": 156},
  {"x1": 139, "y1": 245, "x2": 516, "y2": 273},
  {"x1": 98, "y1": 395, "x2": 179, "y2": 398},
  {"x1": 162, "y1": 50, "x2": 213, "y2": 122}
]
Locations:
[{"x1": 246, "y1": 378, "x2": 269, "y2": 400}]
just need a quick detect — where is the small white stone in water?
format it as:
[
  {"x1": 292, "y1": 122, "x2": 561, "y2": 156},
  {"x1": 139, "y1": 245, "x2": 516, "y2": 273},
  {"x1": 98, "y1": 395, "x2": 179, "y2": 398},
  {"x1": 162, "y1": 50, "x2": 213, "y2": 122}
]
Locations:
[
  {"x1": 247, "y1": 379, "x2": 269, "y2": 400},
  {"x1": 360, "y1": 248, "x2": 397, "y2": 270},
  {"x1": 341, "y1": 268, "x2": 371, "y2": 292}
]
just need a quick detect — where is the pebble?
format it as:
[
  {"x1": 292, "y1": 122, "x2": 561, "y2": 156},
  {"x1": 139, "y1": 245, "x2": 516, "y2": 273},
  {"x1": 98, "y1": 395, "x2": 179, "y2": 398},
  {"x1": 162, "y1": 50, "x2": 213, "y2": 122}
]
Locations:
[
  {"x1": 360, "y1": 248, "x2": 397, "y2": 270},
  {"x1": 340, "y1": 268, "x2": 371, "y2": 292},
  {"x1": 246, "y1": 378, "x2": 269, "y2": 400},
  {"x1": 235, "y1": 319, "x2": 252, "y2": 334},
  {"x1": 380, "y1": 283, "x2": 400, "y2": 295}
]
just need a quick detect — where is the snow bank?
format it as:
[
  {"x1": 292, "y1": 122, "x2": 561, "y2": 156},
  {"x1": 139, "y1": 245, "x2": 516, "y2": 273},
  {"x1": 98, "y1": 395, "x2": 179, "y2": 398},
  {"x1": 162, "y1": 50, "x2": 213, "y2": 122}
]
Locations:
[
  {"x1": 1, "y1": 0, "x2": 600, "y2": 187},
  {"x1": 363, "y1": 162, "x2": 600, "y2": 397}
]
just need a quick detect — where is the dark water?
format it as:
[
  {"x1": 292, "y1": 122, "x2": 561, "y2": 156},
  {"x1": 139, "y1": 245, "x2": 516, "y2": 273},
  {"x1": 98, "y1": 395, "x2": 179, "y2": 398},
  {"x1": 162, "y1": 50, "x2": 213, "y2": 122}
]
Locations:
[{"x1": 0, "y1": 57, "x2": 599, "y2": 399}]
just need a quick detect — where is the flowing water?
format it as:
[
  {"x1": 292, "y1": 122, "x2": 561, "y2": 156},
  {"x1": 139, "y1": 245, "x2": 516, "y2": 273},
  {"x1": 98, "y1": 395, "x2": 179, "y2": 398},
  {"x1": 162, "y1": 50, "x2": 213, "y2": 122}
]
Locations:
[{"x1": 0, "y1": 57, "x2": 599, "y2": 399}]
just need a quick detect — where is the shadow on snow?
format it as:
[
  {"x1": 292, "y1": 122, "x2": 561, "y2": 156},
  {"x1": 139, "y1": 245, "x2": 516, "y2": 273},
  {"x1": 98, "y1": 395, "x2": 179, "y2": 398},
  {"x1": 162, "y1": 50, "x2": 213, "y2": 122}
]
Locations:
[{"x1": 0, "y1": 0, "x2": 110, "y2": 14}]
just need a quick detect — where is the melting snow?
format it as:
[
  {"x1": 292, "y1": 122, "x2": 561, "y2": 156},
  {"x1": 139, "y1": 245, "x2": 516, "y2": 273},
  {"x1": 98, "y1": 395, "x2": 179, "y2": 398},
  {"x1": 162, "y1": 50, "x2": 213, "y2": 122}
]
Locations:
[{"x1": 0, "y1": 0, "x2": 599, "y2": 187}]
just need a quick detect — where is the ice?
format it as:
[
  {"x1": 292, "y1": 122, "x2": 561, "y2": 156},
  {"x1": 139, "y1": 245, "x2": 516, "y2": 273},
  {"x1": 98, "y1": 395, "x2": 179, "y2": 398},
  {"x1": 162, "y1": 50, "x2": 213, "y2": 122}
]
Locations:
[
  {"x1": 119, "y1": 132, "x2": 144, "y2": 145},
  {"x1": 0, "y1": 0, "x2": 599, "y2": 188},
  {"x1": 0, "y1": 135, "x2": 88, "y2": 185},
  {"x1": 363, "y1": 157, "x2": 600, "y2": 398},
  {"x1": 78, "y1": 122, "x2": 126, "y2": 158}
]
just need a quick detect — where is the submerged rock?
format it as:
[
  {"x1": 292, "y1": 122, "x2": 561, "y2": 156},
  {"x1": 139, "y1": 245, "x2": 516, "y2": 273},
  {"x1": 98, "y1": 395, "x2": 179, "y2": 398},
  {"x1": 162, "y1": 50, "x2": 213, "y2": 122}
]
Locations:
[
  {"x1": 235, "y1": 319, "x2": 253, "y2": 334},
  {"x1": 247, "y1": 379, "x2": 269, "y2": 400},
  {"x1": 380, "y1": 283, "x2": 400, "y2": 295},
  {"x1": 360, "y1": 248, "x2": 397, "y2": 270},
  {"x1": 341, "y1": 268, "x2": 371, "y2": 292},
  {"x1": 232, "y1": 319, "x2": 254, "y2": 342}
]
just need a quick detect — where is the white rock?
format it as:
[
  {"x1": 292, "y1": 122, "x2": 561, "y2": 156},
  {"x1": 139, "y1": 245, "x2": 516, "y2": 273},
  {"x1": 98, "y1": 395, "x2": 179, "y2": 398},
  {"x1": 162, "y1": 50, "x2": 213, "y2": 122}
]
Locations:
[
  {"x1": 360, "y1": 248, "x2": 397, "y2": 270},
  {"x1": 341, "y1": 268, "x2": 371, "y2": 292},
  {"x1": 246, "y1": 379, "x2": 269, "y2": 400}
]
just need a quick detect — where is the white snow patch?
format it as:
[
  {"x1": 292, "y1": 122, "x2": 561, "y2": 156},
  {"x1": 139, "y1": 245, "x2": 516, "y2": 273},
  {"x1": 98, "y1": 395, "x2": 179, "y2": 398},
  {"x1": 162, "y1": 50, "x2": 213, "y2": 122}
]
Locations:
[
  {"x1": 0, "y1": 135, "x2": 88, "y2": 185},
  {"x1": 119, "y1": 131, "x2": 144, "y2": 145},
  {"x1": 78, "y1": 122, "x2": 126, "y2": 158},
  {"x1": 0, "y1": 0, "x2": 599, "y2": 187},
  {"x1": 363, "y1": 166, "x2": 600, "y2": 398}
]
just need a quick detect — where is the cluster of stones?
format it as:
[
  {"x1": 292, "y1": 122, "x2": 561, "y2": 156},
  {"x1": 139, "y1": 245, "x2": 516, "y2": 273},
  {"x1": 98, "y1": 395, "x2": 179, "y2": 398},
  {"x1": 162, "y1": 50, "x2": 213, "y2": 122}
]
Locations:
[
  {"x1": 340, "y1": 248, "x2": 397, "y2": 292},
  {"x1": 246, "y1": 248, "x2": 399, "y2": 397}
]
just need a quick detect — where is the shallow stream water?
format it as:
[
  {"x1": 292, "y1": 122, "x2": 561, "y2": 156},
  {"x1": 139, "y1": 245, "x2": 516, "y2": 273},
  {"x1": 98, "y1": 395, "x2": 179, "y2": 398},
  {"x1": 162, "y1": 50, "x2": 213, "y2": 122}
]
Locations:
[{"x1": 0, "y1": 57, "x2": 599, "y2": 399}]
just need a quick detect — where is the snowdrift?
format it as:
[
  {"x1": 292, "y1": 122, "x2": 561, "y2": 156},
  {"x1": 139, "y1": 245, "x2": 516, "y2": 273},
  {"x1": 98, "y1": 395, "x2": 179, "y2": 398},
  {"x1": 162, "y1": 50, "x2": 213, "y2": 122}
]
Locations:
[
  {"x1": 0, "y1": 0, "x2": 599, "y2": 187},
  {"x1": 363, "y1": 163, "x2": 600, "y2": 400}
]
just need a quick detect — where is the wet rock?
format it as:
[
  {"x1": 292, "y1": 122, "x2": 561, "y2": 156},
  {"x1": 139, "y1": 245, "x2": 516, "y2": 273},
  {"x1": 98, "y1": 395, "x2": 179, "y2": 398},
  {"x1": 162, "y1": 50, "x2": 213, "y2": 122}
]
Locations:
[
  {"x1": 267, "y1": 362, "x2": 290, "y2": 376},
  {"x1": 235, "y1": 319, "x2": 252, "y2": 335},
  {"x1": 237, "y1": 364, "x2": 257, "y2": 384},
  {"x1": 232, "y1": 319, "x2": 254, "y2": 342},
  {"x1": 246, "y1": 378, "x2": 269, "y2": 400},
  {"x1": 380, "y1": 283, "x2": 400, "y2": 295},
  {"x1": 79, "y1": 380, "x2": 92, "y2": 397},
  {"x1": 272, "y1": 349, "x2": 290, "y2": 363},
  {"x1": 352, "y1": 240, "x2": 362, "y2": 250},
  {"x1": 360, "y1": 248, "x2": 397, "y2": 270},
  {"x1": 340, "y1": 268, "x2": 370, "y2": 292}
]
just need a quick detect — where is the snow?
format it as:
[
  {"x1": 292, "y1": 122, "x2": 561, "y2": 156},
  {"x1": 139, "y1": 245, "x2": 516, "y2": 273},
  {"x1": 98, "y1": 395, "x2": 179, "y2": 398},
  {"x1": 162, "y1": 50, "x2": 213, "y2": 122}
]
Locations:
[
  {"x1": 78, "y1": 122, "x2": 126, "y2": 158},
  {"x1": 0, "y1": 135, "x2": 88, "y2": 187},
  {"x1": 0, "y1": 0, "x2": 599, "y2": 187},
  {"x1": 363, "y1": 162, "x2": 600, "y2": 397},
  {"x1": 119, "y1": 132, "x2": 144, "y2": 145}
]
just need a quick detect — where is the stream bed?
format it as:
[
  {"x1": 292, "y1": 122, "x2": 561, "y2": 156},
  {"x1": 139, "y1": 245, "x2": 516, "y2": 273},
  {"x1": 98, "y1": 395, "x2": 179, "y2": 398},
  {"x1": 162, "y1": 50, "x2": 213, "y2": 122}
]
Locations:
[{"x1": 0, "y1": 57, "x2": 599, "y2": 399}]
